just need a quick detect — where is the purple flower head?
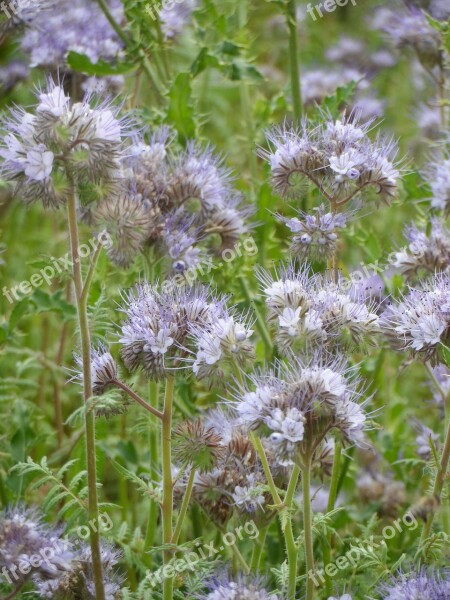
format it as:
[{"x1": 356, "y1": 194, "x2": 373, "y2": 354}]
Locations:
[
  {"x1": 257, "y1": 262, "x2": 381, "y2": 353},
  {"x1": 119, "y1": 282, "x2": 222, "y2": 381},
  {"x1": 381, "y1": 272, "x2": 450, "y2": 362},
  {"x1": 413, "y1": 420, "x2": 440, "y2": 460},
  {"x1": 190, "y1": 306, "x2": 255, "y2": 382},
  {"x1": 198, "y1": 572, "x2": 279, "y2": 599},
  {"x1": 160, "y1": 0, "x2": 198, "y2": 39},
  {"x1": 35, "y1": 540, "x2": 123, "y2": 600},
  {"x1": 278, "y1": 204, "x2": 348, "y2": 261},
  {"x1": 0, "y1": 77, "x2": 133, "y2": 208},
  {"x1": 378, "y1": 568, "x2": 450, "y2": 600},
  {"x1": 377, "y1": 6, "x2": 442, "y2": 69},
  {"x1": 260, "y1": 112, "x2": 403, "y2": 207},
  {"x1": 392, "y1": 218, "x2": 450, "y2": 277},
  {"x1": 20, "y1": 0, "x2": 124, "y2": 70},
  {"x1": 0, "y1": 506, "x2": 74, "y2": 586},
  {"x1": 232, "y1": 353, "x2": 369, "y2": 466},
  {"x1": 424, "y1": 150, "x2": 450, "y2": 214}
]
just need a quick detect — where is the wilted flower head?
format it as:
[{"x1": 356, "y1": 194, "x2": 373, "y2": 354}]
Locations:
[
  {"x1": 260, "y1": 112, "x2": 403, "y2": 207},
  {"x1": 258, "y1": 262, "x2": 381, "y2": 353},
  {"x1": 94, "y1": 194, "x2": 153, "y2": 268},
  {"x1": 278, "y1": 204, "x2": 348, "y2": 261},
  {"x1": 0, "y1": 77, "x2": 132, "y2": 208},
  {"x1": 392, "y1": 218, "x2": 450, "y2": 277},
  {"x1": 173, "y1": 419, "x2": 225, "y2": 472},
  {"x1": 160, "y1": 0, "x2": 197, "y2": 39},
  {"x1": 181, "y1": 409, "x2": 280, "y2": 525},
  {"x1": 381, "y1": 273, "x2": 450, "y2": 362},
  {"x1": 0, "y1": 506, "x2": 74, "y2": 586},
  {"x1": 378, "y1": 568, "x2": 450, "y2": 600},
  {"x1": 198, "y1": 573, "x2": 279, "y2": 599},
  {"x1": 233, "y1": 354, "x2": 369, "y2": 466}
]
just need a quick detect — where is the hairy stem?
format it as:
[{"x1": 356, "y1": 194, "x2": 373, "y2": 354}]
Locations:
[
  {"x1": 323, "y1": 438, "x2": 342, "y2": 595},
  {"x1": 302, "y1": 458, "x2": 315, "y2": 600},
  {"x1": 162, "y1": 377, "x2": 175, "y2": 600},
  {"x1": 285, "y1": 465, "x2": 300, "y2": 600},
  {"x1": 172, "y1": 467, "x2": 196, "y2": 544},
  {"x1": 111, "y1": 379, "x2": 164, "y2": 420},
  {"x1": 285, "y1": 0, "x2": 302, "y2": 122},
  {"x1": 67, "y1": 187, "x2": 105, "y2": 600},
  {"x1": 239, "y1": 277, "x2": 273, "y2": 360},
  {"x1": 145, "y1": 381, "x2": 160, "y2": 555},
  {"x1": 250, "y1": 525, "x2": 268, "y2": 571}
]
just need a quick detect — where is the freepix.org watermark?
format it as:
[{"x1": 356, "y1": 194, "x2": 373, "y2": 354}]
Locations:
[
  {"x1": 0, "y1": 512, "x2": 113, "y2": 585},
  {"x1": 2, "y1": 231, "x2": 112, "y2": 305},
  {"x1": 307, "y1": 511, "x2": 418, "y2": 587},
  {"x1": 306, "y1": 0, "x2": 357, "y2": 21},
  {"x1": 144, "y1": 0, "x2": 183, "y2": 21},
  {"x1": 145, "y1": 520, "x2": 259, "y2": 588}
]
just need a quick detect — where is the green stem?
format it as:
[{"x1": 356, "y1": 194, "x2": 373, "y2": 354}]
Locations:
[
  {"x1": 67, "y1": 187, "x2": 105, "y2": 600},
  {"x1": 302, "y1": 459, "x2": 315, "y2": 600},
  {"x1": 145, "y1": 381, "x2": 160, "y2": 553},
  {"x1": 172, "y1": 468, "x2": 196, "y2": 545},
  {"x1": 239, "y1": 277, "x2": 273, "y2": 360},
  {"x1": 162, "y1": 377, "x2": 175, "y2": 600},
  {"x1": 285, "y1": 0, "x2": 302, "y2": 122},
  {"x1": 250, "y1": 525, "x2": 268, "y2": 571},
  {"x1": 285, "y1": 466, "x2": 300, "y2": 600},
  {"x1": 323, "y1": 439, "x2": 342, "y2": 595},
  {"x1": 111, "y1": 379, "x2": 164, "y2": 420},
  {"x1": 249, "y1": 432, "x2": 282, "y2": 506},
  {"x1": 419, "y1": 419, "x2": 450, "y2": 546}
]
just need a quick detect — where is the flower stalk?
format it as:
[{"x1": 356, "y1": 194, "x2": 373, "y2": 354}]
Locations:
[{"x1": 66, "y1": 185, "x2": 105, "y2": 600}]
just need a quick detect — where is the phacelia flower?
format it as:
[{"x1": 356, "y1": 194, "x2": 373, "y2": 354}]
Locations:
[
  {"x1": 35, "y1": 541, "x2": 123, "y2": 600},
  {"x1": 180, "y1": 410, "x2": 282, "y2": 525},
  {"x1": 94, "y1": 194, "x2": 153, "y2": 268},
  {"x1": 191, "y1": 310, "x2": 255, "y2": 382},
  {"x1": 119, "y1": 282, "x2": 225, "y2": 380},
  {"x1": 260, "y1": 112, "x2": 403, "y2": 207},
  {"x1": 20, "y1": 0, "x2": 124, "y2": 70},
  {"x1": 424, "y1": 152, "x2": 450, "y2": 214},
  {"x1": 378, "y1": 6, "x2": 442, "y2": 70},
  {"x1": 198, "y1": 573, "x2": 279, "y2": 600},
  {"x1": 381, "y1": 273, "x2": 450, "y2": 362},
  {"x1": 278, "y1": 204, "x2": 348, "y2": 261},
  {"x1": 392, "y1": 218, "x2": 450, "y2": 277},
  {"x1": 72, "y1": 346, "x2": 118, "y2": 397},
  {"x1": 413, "y1": 421, "x2": 440, "y2": 460},
  {"x1": 160, "y1": 0, "x2": 197, "y2": 39},
  {"x1": 258, "y1": 262, "x2": 381, "y2": 353},
  {"x1": 0, "y1": 77, "x2": 132, "y2": 208},
  {"x1": 233, "y1": 355, "x2": 369, "y2": 466},
  {"x1": 378, "y1": 569, "x2": 450, "y2": 600},
  {"x1": 0, "y1": 506, "x2": 74, "y2": 587}
]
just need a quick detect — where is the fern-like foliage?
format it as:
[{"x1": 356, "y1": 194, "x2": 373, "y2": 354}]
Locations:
[{"x1": 12, "y1": 457, "x2": 88, "y2": 527}]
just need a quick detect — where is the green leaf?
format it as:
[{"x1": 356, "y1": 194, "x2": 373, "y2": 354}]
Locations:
[
  {"x1": 67, "y1": 51, "x2": 136, "y2": 76},
  {"x1": 167, "y1": 73, "x2": 196, "y2": 142},
  {"x1": 30, "y1": 290, "x2": 76, "y2": 320}
]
